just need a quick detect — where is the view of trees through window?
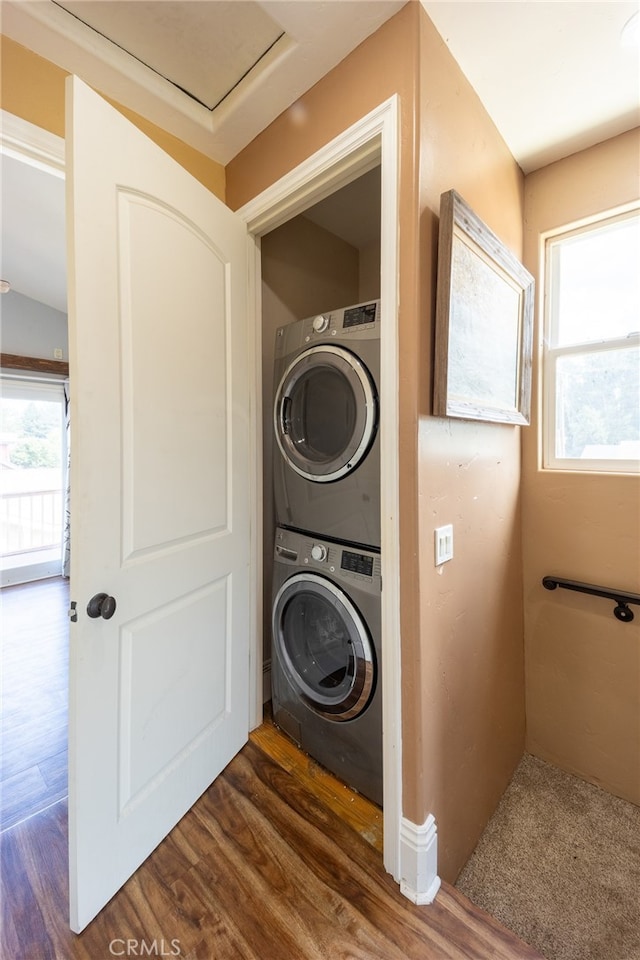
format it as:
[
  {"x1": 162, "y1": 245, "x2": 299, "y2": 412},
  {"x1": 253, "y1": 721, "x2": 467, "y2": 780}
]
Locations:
[
  {"x1": 0, "y1": 390, "x2": 64, "y2": 563},
  {"x1": 545, "y1": 209, "x2": 640, "y2": 470},
  {"x1": 2, "y1": 398, "x2": 62, "y2": 468},
  {"x1": 557, "y1": 348, "x2": 639, "y2": 459}
]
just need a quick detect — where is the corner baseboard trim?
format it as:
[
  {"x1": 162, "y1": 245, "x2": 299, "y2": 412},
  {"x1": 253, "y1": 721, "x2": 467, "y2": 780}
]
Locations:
[{"x1": 399, "y1": 814, "x2": 441, "y2": 905}]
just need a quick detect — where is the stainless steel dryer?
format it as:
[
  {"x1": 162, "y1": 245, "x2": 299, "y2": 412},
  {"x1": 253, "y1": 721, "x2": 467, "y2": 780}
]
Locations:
[
  {"x1": 273, "y1": 299, "x2": 380, "y2": 549},
  {"x1": 271, "y1": 526, "x2": 382, "y2": 807}
]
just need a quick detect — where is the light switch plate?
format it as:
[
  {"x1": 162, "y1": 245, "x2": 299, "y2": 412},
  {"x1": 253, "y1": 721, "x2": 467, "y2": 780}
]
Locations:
[{"x1": 434, "y1": 524, "x2": 454, "y2": 565}]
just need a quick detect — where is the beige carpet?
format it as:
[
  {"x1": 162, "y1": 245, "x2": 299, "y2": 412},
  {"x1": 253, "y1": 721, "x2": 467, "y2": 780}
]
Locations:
[{"x1": 456, "y1": 754, "x2": 640, "y2": 960}]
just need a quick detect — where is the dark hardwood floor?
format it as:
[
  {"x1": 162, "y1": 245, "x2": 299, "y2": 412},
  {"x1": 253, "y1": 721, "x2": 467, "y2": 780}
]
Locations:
[
  {"x1": 1, "y1": 741, "x2": 543, "y2": 960},
  {"x1": 0, "y1": 578, "x2": 543, "y2": 959},
  {"x1": 1, "y1": 576, "x2": 70, "y2": 831}
]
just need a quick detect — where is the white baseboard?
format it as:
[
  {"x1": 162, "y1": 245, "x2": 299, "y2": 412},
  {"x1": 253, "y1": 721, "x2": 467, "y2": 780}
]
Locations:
[{"x1": 399, "y1": 814, "x2": 441, "y2": 905}]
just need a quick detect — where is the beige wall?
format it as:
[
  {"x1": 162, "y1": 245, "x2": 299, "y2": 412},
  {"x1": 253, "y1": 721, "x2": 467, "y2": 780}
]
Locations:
[
  {"x1": 0, "y1": 35, "x2": 225, "y2": 198},
  {"x1": 413, "y1": 9, "x2": 526, "y2": 882},
  {"x1": 522, "y1": 130, "x2": 640, "y2": 806},
  {"x1": 227, "y1": 1, "x2": 526, "y2": 883}
]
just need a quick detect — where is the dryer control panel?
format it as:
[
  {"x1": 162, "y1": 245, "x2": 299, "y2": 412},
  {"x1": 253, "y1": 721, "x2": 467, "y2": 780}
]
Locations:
[
  {"x1": 342, "y1": 302, "x2": 378, "y2": 329},
  {"x1": 275, "y1": 298, "x2": 380, "y2": 358}
]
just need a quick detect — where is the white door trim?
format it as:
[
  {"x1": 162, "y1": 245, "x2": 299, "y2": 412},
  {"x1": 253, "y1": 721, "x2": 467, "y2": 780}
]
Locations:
[
  {"x1": 237, "y1": 94, "x2": 403, "y2": 882},
  {"x1": 0, "y1": 109, "x2": 65, "y2": 171}
]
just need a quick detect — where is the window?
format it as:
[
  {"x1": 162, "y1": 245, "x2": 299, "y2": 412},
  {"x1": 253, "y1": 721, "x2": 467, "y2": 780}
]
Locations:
[
  {"x1": 543, "y1": 208, "x2": 640, "y2": 473},
  {"x1": 0, "y1": 378, "x2": 66, "y2": 584}
]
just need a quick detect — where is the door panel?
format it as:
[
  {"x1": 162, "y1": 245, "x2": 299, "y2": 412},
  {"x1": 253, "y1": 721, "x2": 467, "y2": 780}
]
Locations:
[
  {"x1": 119, "y1": 579, "x2": 229, "y2": 813},
  {"x1": 119, "y1": 192, "x2": 230, "y2": 552},
  {"x1": 66, "y1": 76, "x2": 250, "y2": 932}
]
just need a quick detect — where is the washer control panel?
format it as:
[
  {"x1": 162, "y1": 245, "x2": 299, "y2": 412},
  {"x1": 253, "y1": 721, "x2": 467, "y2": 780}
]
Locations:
[
  {"x1": 310, "y1": 543, "x2": 328, "y2": 562},
  {"x1": 274, "y1": 527, "x2": 381, "y2": 589},
  {"x1": 340, "y1": 550, "x2": 374, "y2": 578}
]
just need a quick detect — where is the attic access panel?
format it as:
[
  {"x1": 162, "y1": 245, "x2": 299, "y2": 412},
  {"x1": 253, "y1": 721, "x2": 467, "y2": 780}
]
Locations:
[{"x1": 56, "y1": 1, "x2": 284, "y2": 110}]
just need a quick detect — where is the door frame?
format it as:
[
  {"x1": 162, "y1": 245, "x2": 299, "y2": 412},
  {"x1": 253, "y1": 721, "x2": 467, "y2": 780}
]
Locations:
[
  {"x1": 236, "y1": 95, "x2": 402, "y2": 881},
  {"x1": 0, "y1": 110, "x2": 66, "y2": 174}
]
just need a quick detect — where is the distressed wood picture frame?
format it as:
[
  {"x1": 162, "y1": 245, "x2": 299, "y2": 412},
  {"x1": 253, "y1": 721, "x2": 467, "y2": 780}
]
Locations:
[{"x1": 433, "y1": 189, "x2": 534, "y2": 425}]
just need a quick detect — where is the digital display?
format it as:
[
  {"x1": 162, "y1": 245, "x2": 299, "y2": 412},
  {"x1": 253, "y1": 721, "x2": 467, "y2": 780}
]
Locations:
[
  {"x1": 341, "y1": 551, "x2": 374, "y2": 577},
  {"x1": 342, "y1": 303, "x2": 378, "y2": 328}
]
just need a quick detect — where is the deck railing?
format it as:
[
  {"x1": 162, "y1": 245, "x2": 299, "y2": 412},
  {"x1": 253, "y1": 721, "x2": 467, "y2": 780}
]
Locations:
[{"x1": 0, "y1": 489, "x2": 63, "y2": 556}]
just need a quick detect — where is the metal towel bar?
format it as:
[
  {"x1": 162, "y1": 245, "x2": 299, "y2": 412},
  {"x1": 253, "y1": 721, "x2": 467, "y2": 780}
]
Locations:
[{"x1": 542, "y1": 576, "x2": 640, "y2": 623}]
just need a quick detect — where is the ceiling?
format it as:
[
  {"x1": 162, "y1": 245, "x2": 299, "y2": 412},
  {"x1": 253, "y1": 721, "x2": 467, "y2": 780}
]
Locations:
[
  {"x1": 421, "y1": 1, "x2": 640, "y2": 174},
  {"x1": 1, "y1": 0, "x2": 639, "y2": 315},
  {"x1": 1, "y1": 151, "x2": 67, "y2": 315}
]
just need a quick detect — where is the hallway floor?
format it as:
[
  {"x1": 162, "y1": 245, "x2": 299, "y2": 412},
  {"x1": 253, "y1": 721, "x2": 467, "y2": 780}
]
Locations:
[{"x1": 1, "y1": 577, "x2": 69, "y2": 832}]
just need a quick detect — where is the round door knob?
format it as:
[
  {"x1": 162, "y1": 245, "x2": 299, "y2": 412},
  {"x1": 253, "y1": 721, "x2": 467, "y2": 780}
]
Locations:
[
  {"x1": 312, "y1": 314, "x2": 329, "y2": 333},
  {"x1": 87, "y1": 592, "x2": 117, "y2": 620},
  {"x1": 311, "y1": 543, "x2": 327, "y2": 562}
]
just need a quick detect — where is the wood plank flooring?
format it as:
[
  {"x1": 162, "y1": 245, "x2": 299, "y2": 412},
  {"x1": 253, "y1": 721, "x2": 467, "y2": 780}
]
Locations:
[
  {"x1": 1, "y1": 577, "x2": 544, "y2": 959},
  {"x1": 1, "y1": 577, "x2": 70, "y2": 831},
  {"x1": 1, "y1": 740, "x2": 543, "y2": 960}
]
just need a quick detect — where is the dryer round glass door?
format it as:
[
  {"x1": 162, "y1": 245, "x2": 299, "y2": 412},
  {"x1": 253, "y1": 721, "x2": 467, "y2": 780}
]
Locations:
[
  {"x1": 272, "y1": 572, "x2": 376, "y2": 721},
  {"x1": 274, "y1": 345, "x2": 377, "y2": 482}
]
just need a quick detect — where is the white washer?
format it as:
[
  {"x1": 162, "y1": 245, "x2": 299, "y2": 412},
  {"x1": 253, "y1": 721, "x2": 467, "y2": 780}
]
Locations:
[{"x1": 273, "y1": 299, "x2": 380, "y2": 549}]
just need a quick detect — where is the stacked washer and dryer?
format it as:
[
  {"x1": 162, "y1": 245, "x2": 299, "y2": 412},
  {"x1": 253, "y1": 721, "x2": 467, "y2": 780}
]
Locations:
[{"x1": 270, "y1": 299, "x2": 383, "y2": 807}]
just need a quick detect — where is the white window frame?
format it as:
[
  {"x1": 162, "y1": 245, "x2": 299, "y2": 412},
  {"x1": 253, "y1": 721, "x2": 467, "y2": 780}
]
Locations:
[{"x1": 542, "y1": 204, "x2": 640, "y2": 474}]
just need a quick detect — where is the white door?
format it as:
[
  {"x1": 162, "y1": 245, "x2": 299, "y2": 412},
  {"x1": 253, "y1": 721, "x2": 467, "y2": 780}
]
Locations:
[{"x1": 66, "y1": 76, "x2": 250, "y2": 932}]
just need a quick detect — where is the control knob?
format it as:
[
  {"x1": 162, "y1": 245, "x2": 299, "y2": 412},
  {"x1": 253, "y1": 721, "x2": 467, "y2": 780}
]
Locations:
[
  {"x1": 312, "y1": 314, "x2": 330, "y2": 333},
  {"x1": 311, "y1": 543, "x2": 327, "y2": 562}
]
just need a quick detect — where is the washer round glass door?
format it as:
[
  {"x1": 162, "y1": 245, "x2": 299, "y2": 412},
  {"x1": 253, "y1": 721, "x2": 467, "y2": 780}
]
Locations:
[
  {"x1": 273, "y1": 345, "x2": 377, "y2": 482},
  {"x1": 272, "y1": 572, "x2": 376, "y2": 721}
]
